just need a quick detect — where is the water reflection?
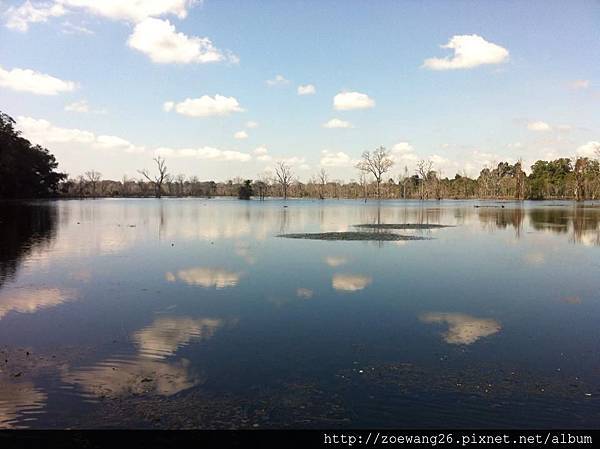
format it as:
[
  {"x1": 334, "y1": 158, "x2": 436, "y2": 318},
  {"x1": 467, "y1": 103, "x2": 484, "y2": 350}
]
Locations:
[
  {"x1": 133, "y1": 317, "x2": 224, "y2": 360},
  {"x1": 332, "y1": 274, "x2": 372, "y2": 292},
  {"x1": 0, "y1": 287, "x2": 76, "y2": 320},
  {"x1": 165, "y1": 267, "x2": 241, "y2": 289},
  {"x1": 420, "y1": 312, "x2": 501, "y2": 345},
  {"x1": 0, "y1": 202, "x2": 57, "y2": 286},
  {"x1": 296, "y1": 288, "x2": 314, "y2": 299},
  {"x1": 324, "y1": 256, "x2": 349, "y2": 267},
  {"x1": 63, "y1": 356, "x2": 199, "y2": 398},
  {"x1": 0, "y1": 199, "x2": 598, "y2": 429},
  {"x1": 0, "y1": 382, "x2": 47, "y2": 429},
  {"x1": 64, "y1": 315, "x2": 225, "y2": 398}
]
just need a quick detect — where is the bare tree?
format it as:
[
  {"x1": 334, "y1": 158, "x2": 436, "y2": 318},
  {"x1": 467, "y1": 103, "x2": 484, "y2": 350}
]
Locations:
[
  {"x1": 85, "y1": 170, "x2": 102, "y2": 197},
  {"x1": 355, "y1": 146, "x2": 394, "y2": 199},
  {"x1": 317, "y1": 168, "x2": 328, "y2": 199},
  {"x1": 138, "y1": 156, "x2": 168, "y2": 198},
  {"x1": 76, "y1": 174, "x2": 86, "y2": 198},
  {"x1": 122, "y1": 174, "x2": 131, "y2": 196},
  {"x1": 275, "y1": 161, "x2": 293, "y2": 200},
  {"x1": 175, "y1": 174, "x2": 186, "y2": 197},
  {"x1": 397, "y1": 165, "x2": 410, "y2": 199},
  {"x1": 359, "y1": 172, "x2": 369, "y2": 203},
  {"x1": 416, "y1": 159, "x2": 433, "y2": 200}
]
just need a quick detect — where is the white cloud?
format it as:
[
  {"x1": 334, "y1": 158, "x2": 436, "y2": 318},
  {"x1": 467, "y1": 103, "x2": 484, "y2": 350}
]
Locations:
[
  {"x1": 94, "y1": 135, "x2": 144, "y2": 153},
  {"x1": 17, "y1": 116, "x2": 94, "y2": 144},
  {"x1": 4, "y1": 0, "x2": 66, "y2": 31},
  {"x1": 576, "y1": 141, "x2": 600, "y2": 158},
  {"x1": 233, "y1": 130, "x2": 248, "y2": 140},
  {"x1": 333, "y1": 91, "x2": 375, "y2": 111},
  {"x1": 16, "y1": 116, "x2": 143, "y2": 153},
  {"x1": 423, "y1": 34, "x2": 509, "y2": 70},
  {"x1": 155, "y1": 146, "x2": 251, "y2": 162},
  {"x1": 5, "y1": 0, "x2": 198, "y2": 31},
  {"x1": 280, "y1": 156, "x2": 306, "y2": 166},
  {"x1": 165, "y1": 95, "x2": 244, "y2": 117},
  {"x1": 64, "y1": 99, "x2": 106, "y2": 114},
  {"x1": 297, "y1": 84, "x2": 315, "y2": 95},
  {"x1": 253, "y1": 146, "x2": 268, "y2": 155},
  {"x1": 60, "y1": 20, "x2": 93, "y2": 35},
  {"x1": 527, "y1": 121, "x2": 552, "y2": 132},
  {"x1": 128, "y1": 18, "x2": 235, "y2": 64},
  {"x1": 0, "y1": 65, "x2": 76, "y2": 95},
  {"x1": 253, "y1": 146, "x2": 271, "y2": 161},
  {"x1": 430, "y1": 154, "x2": 450, "y2": 166},
  {"x1": 64, "y1": 99, "x2": 89, "y2": 113},
  {"x1": 391, "y1": 142, "x2": 415, "y2": 154},
  {"x1": 323, "y1": 118, "x2": 353, "y2": 129},
  {"x1": 266, "y1": 74, "x2": 289, "y2": 86},
  {"x1": 569, "y1": 79, "x2": 590, "y2": 90},
  {"x1": 320, "y1": 150, "x2": 355, "y2": 167},
  {"x1": 390, "y1": 142, "x2": 418, "y2": 164},
  {"x1": 60, "y1": 0, "x2": 196, "y2": 22},
  {"x1": 245, "y1": 121, "x2": 258, "y2": 128}
]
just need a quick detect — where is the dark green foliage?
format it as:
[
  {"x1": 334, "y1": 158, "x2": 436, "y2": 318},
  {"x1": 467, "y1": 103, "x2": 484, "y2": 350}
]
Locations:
[
  {"x1": 0, "y1": 111, "x2": 66, "y2": 198},
  {"x1": 238, "y1": 179, "x2": 254, "y2": 199}
]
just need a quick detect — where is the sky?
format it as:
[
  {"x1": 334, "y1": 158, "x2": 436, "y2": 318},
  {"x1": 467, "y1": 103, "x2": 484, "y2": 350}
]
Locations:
[{"x1": 0, "y1": 0, "x2": 598, "y2": 181}]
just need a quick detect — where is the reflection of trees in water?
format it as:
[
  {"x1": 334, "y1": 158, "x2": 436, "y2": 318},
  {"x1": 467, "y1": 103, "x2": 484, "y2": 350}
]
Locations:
[
  {"x1": 475, "y1": 205, "x2": 600, "y2": 245},
  {"x1": 528, "y1": 208, "x2": 570, "y2": 233},
  {"x1": 0, "y1": 202, "x2": 58, "y2": 286},
  {"x1": 571, "y1": 206, "x2": 600, "y2": 246},
  {"x1": 528, "y1": 206, "x2": 600, "y2": 246},
  {"x1": 477, "y1": 207, "x2": 525, "y2": 237}
]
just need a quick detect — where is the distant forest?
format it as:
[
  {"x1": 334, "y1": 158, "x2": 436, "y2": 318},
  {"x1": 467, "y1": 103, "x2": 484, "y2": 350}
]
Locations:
[{"x1": 2, "y1": 110, "x2": 600, "y2": 201}]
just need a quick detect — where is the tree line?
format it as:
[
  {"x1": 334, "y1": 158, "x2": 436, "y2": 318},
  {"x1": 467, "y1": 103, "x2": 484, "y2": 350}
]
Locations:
[
  {"x1": 60, "y1": 147, "x2": 600, "y2": 201},
  {"x1": 2, "y1": 109, "x2": 600, "y2": 201}
]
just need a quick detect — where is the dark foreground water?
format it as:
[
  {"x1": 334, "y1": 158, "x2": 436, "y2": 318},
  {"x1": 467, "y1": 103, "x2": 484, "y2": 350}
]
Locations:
[{"x1": 0, "y1": 198, "x2": 599, "y2": 429}]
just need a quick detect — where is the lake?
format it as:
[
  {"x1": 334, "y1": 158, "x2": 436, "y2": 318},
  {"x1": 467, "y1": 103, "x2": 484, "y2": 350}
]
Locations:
[{"x1": 0, "y1": 198, "x2": 599, "y2": 428}]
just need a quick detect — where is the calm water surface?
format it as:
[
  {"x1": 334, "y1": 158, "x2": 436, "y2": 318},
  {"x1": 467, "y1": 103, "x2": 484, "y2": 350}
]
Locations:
[{"x1": 0, "y1": 198, "x2": 599, "y2": 428}]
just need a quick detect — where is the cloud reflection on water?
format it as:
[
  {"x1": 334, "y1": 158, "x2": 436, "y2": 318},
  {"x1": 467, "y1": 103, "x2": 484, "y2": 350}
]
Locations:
[
  {"x1": 165, "y1": 267, "x2": 241, "y2": 289},
  {"x1": 133, "y1": 317, "x2": 224, "y2": 360},
  {"x1": 420, "y1": 312, "x2": 501, "y2": 345},
  {"x1": 0, "y1": 382, "x2": 47, "y2": 429},
  {"x1": 63, "y1": 316, "x2": 226, "y2": 399},
  {"x1": 0, "y1": 287, "x2": 77, "y2": 320},
  {"x1": 332, "y1": 274, "x2": 372, "y2": 292}
]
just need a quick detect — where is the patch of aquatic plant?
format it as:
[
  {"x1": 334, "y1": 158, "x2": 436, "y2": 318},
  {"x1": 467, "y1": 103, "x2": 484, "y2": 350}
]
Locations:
[
  {"x1": 353, "y1": 223, "x2": 453, "y2": 230},
  {"x1": 277, "y1": 232, "x2": 430, "y2": 241}
]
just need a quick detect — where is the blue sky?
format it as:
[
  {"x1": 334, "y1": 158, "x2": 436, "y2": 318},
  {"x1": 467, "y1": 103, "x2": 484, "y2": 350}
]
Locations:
[{"x1": 0, "y1": 0, "x2": 598, "y2": 181}]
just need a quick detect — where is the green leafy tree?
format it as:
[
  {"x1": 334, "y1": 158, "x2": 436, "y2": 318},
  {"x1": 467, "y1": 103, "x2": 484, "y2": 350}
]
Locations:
[
  {"x1": 238, "y1": 179, "x2": 254, "y2": 200},
  {"x1": 0, "y1": 111, "x2": 66, "y2": 198}
]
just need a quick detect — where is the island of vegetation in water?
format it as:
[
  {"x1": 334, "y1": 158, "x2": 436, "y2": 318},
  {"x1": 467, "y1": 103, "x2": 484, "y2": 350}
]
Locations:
[
  {"x1": 277, "y1": 232, "x2": 431, "y2": 241},
  {"x1": 353, "y1": 223, "x2": 453, "y2": 230}
]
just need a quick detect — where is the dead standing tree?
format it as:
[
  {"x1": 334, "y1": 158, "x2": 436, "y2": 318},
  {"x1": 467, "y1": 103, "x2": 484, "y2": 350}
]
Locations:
[
  {"x1": 416, "y1": 159, "x2": 434, "y2": 200},
  {"x1": 84, "y1": 170, "x2": 102, "y2": 198},
  {"x1": 355, "y1": 146, "x2": 394, "y2": 200},
  {"x1": 275, "y1": 161, "x2": 293, "y2": 200},
  {"x1": 138, "y1": 156, "x2": 168, "y2": 198},
  {"x1": 317, "y1": 168, "x2": 328, "y2": 199}
]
